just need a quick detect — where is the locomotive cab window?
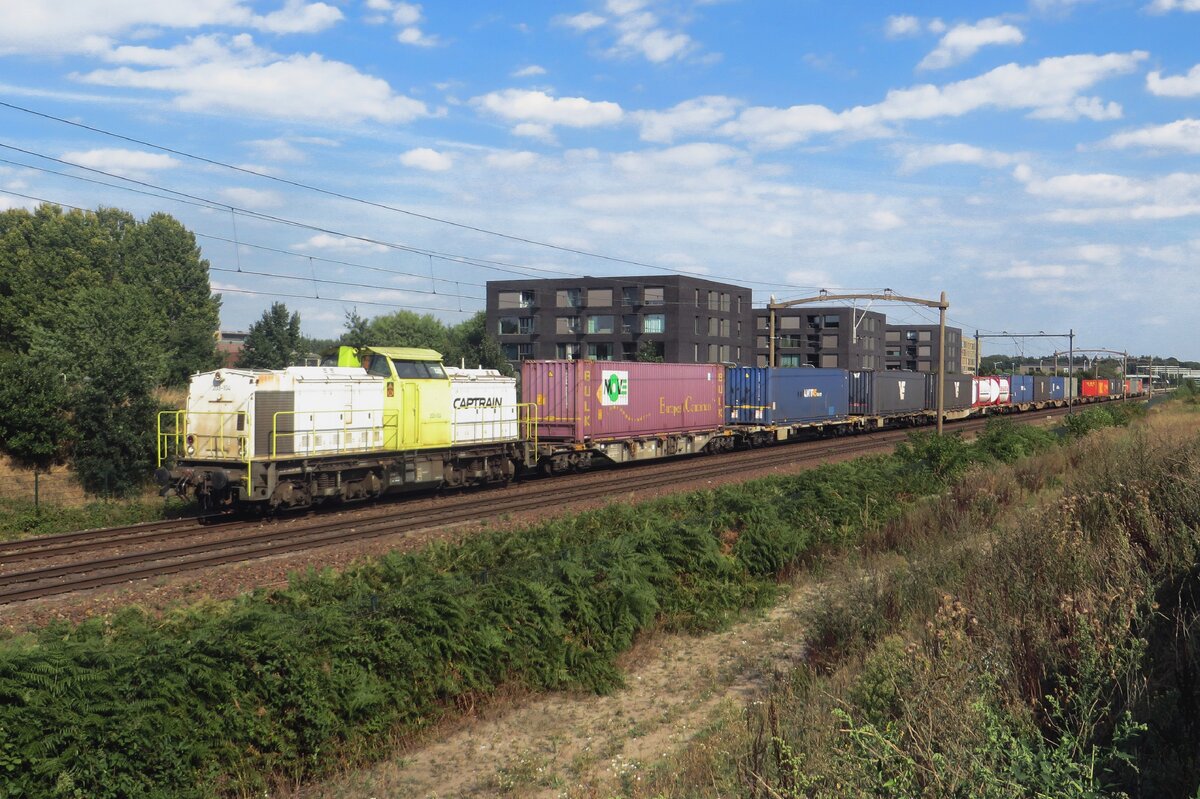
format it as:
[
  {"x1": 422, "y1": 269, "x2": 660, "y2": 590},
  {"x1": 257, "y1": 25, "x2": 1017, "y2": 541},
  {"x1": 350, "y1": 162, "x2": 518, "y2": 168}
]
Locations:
[
  {"x1": 365, "y1": 354, "x2": 394, "y2": 378},
  {"x1": 392, "y1": 360, "x2": 445, "y2": 379}
]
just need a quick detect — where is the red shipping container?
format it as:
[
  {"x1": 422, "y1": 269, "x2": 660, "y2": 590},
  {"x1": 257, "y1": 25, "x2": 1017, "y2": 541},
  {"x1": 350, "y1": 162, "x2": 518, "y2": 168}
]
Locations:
[
  {"x1": 522, "y1": 360, "x2": 725, "y2": 442},
  {"x1": 1080, "y1": 379, "x2": 1108, "y2": 398}
]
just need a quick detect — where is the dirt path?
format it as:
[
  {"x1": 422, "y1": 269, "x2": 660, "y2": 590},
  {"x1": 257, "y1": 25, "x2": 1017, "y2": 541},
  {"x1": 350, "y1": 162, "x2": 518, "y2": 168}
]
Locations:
[{"x1": 301, "y1": 585, "x2": 818, "y2": 799}]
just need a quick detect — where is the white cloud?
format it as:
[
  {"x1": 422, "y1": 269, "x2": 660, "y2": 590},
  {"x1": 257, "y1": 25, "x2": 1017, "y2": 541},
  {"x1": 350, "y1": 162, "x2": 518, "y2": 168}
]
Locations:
[
  {"x1": 0, "y1": 0, "x2": 341, "y2": 54},
  {"x1": 897, "y1": 143, "x2": 1018, "y2": 173},
  {"x1": 485, "y1": 150, "x2": 539, "y2": 169},
  {"x1": 252, "y1": 0, "x2": 343, "y2": 34},
  {"x1": 885, "y1": 15, "x2": 921, "y2": 38},
  {"x1": 1101, "y1": 119, "x2": 1200, "y2": 153},
  {"x1": 613, "y1": 143, "x2": 742, "y2": 173},
  {"x1": 245, "y1": 136, "x2": 338, "y2": 162},
  {"x1": 985, "y1": 261, "x2": 1078, "y2": 280},
  {"x1": 512, "y1": 64, "x2": 546, "y2": 77},
  {"x1": 397, "y1": 26, "x2": 438, "y2": 46},
  {"x1": 472, "y1": 89, "x2": 623, "y2": 137},
  {"x1": 220, "y1": 187, "x2": 283, "y2": 207},
  {"x1": 1015, "y1": 166, "x2": 1200, "y2": 223},
  {"x1": 719, "y1": 51, "x2": 1145, "y2": 147},
  {"x1": 296, "y1": 233, "x2": 388, "y2": 253},
  {"x1": 512, "y1": 123, "x2": 557, "y2": 142},
  {"x1": 79, "y1": 34, "x2": 429, "y2": 124},
  {"x1": 391, "y1": 2, "x2": 422, "y2": 25},
  {"x1": 927, "y1": 18, "x2": 947, "y2": 33},
  {"x1": 1019, "y1": 170, "x2": 1150, "y2": 203},
  {"x1": 918, "y1": 18, "x2": 1024, "y2": 70},
  {"x1": 1147, "y1": 0, "x2": 1200, "y2": 11},
  {"x1": 59, "y1": 147, "x2": 180, "y2": 178},
  {"x1": 556, "y1": 1, "x2": 695, "y2": 63},
  {"x1": 399, "y1": 147, "x2": 453, "y2": 171},
  {"x1": 633, "y1": 95, "x2": 741, "y2": 143},
  {"x1": 556, "y1": 11, "x2": 607, "y2": 31},
  {"x1": 1147, "y1": 64, "x2": 1200, "y2": 96}
]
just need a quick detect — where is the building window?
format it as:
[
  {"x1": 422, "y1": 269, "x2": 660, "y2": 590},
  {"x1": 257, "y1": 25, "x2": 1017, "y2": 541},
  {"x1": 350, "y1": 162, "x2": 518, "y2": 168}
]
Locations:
[
  {"x1": 822, "y1": 334, "x2": 838, "y2": 348},
  {"x1": 708, "y1": 317, "x2": 719, "y2": 336},
  {"x1": 757, "y1": 335, "x2": 768, "y2": 348},
  {"x1": 919, "y1": 330, "x2": 931, "y2": 342},
  {"x1": 556, "y1": 316, "x2": 580, "y2": 334},
  {"x1": 498, "y1": 316, "x2": 536, "y2": 335},
  {"x1": 737, "y1": 296, "x2": 743, "y2": 314},
  {"x1": 588, "y1": 342, "x2": 614, "y2": 360},
  {"x1": 556, "y1": 288, "x2": 581, "y2": 308},
  {"x1": 644, "y1": 286, "x2": 664, "y2": 305},
  {"x1": 621, "y1": 286, "x2": 638, "y2": 306},
  {"x1": 708, "y1": 290, "x2": 719, "y2": 310},
  {"x1": 823, "y1": 314, "x2": 840, "y2": 328},
  {"x1": 821, "y1": 354, "x2": 839, "y2": 368},
  {"x1": 779, "y1": 335, "x2": 804, "y2": 348},
  {"x1": 918, "y1": 345, "x2": 932, "y2": 357},
  {"x1": 780, "y1": 354, "x2": 801, "y2": 367},
  {"x1": 695, "y1": 289, "x2": 702, "y2": 307},
  {"x1": 886, "y1": 330, "x2": 900, "y2": 342},
  {"x1": 719, "y1": 318, "x2": 731, "y2": 337},
  {"x1": 556, "y1": 342, "x2": 581, "y2": 359},
  {"x1": 719, "y1": 344, "x2": 731, "y2": 361},
  {"x1": 622, "y1": 342, "x2": 638, "y2": 359},
  {"x1": 587, "y1": 288, "x2": 613, "y2": 307},
  {"x1": 695, "y1": 317, "x2": 704, "y2": 335},
  {"x1": 905, "y1": 331, "x2": 918, "y2": 341},
  {"x1": 720, "y1": 293, "x2": 731, "y2": 312},
  {"x1": 780, "y1": 316, "x2": 800, "y2": 330},
  {"x1": 586, "y1": 315, "x2": 614, "y2": 334},
  {"x1": 501, "y1": 343, "x2": 532, "y2": 360},
  {"x1": 497, "y1": 290, "x2": 535, "y2": 309},
  {"x1": 757, "y1": 316, "x2": 767, "y2": 330},
  {"x1": 621, "y1": 314, "x2": 637, "y2": 334},
  {"x1": 643, "y1": 314, "x2": 665, "y2": 334}
]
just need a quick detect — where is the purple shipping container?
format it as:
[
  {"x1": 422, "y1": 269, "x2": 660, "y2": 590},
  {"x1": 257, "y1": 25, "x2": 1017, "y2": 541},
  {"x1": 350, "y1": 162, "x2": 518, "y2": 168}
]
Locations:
[
  {"x1": 522, "y1": 359, "x2": 726, "y2": 442},
  {"x1": 1033, "y1": 376, "x2": 1066, "y2": 402}
]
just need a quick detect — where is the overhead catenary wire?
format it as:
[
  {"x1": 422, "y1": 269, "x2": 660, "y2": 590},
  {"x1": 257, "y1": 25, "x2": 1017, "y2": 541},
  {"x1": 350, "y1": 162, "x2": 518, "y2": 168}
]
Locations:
[{"x1": 0, "y1": 100, "x2": 860, "y2": 292}]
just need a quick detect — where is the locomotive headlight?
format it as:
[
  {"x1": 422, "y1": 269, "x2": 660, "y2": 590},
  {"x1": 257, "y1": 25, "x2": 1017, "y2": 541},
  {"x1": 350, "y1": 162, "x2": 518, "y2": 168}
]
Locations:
[
  {"x1": 186, "y1": 433, "x2": 195, "y2": 455},
  {"x1": 187, "y1": 445, "x2": 196, "y2": 455}
]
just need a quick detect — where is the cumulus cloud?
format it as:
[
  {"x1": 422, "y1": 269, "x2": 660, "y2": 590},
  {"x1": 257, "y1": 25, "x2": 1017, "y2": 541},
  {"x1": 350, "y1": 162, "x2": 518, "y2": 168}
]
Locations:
[
  {"x1": 556, "y1": 1, "x2": 695, "y2": 63},
  {"x1": 896, "y1": 143, "x2": 1019, "y2": 173},
  {"x1": 1015, "y1": 165, "x2": 1200, "y2": 223},
  {"x1": 245, "y1": 136, "x2": 338, "y2": 162},
  {"x1": 1100, "y1": 119, "x2": 1200, "y2": 153},
  {"x1": 512, "y1": 64, "x2": 546, "y2": 77},
  {"x1": 296, "y1": 233, "x2": 389, "y2": 253},
  {"x1": 556, "y1": 11, "x2": 607, "y2": 31},
  {"x1": 718, "y1": 51, "x2": 1145, "y2": 147},
  {"x1": 473, "y1": 89, "x2": 623, "y2": 140},
  {"x1": 0, "y1": 0, "x2": 342, "y2": 55},
  {"x1": 485, "y1": 150, "x2": 539, "y2": 169},
  {"x1": 1147, "y1": 0, "x2": 1200, "y2": 11},
  {"x1": 220, "y1": 186, "x2": 284, "y2": 208},
  {"x1": 633, "y1": 95, "x2": 741, "y2": 143},
  {"x1": 1147, "y1": 64, "x2": 1200, "y2": 96},
  {"x1": 612, "y1": 143, "x2": 742, "y2": 173},
  {"x1": 918, "y1": 18, "x2": 1025, "y2": 70},
  {"x1": 78, "y1": 34, "x2": 428, "y2": 124},
  {"x1": 399, "y1": 147, "x2": 453, "y2": 171},
  {"x1": 59, "y1": 147, "x2": 180, "y2": 179},
  {"x1": 885, "y1": 15, "x2": 922, "y2": 38}
]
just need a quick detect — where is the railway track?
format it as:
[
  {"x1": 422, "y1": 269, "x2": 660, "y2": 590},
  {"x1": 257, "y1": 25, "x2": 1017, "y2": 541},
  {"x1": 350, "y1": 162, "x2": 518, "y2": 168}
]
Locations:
[{"x1": 0, "y1": 406, "x2": 1074, "y2": 604}]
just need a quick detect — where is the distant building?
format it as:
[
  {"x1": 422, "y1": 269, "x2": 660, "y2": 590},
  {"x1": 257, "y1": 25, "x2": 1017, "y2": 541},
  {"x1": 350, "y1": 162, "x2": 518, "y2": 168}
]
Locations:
[
  {"x1": 884, "y1": 324, "x2": 963, "y2": 373},
  {"x1": 752, "y1": 307, "x2": 886, "y2": 369},
  {"x1": 215, "y1": 330, "x2": 249, "y2": 367},
  {"x1": 485, "y1": 275, "x2": 753, "y2": 366},
  {"x1": 961, "y1": 337, "x2": 978, "y2": 374}
]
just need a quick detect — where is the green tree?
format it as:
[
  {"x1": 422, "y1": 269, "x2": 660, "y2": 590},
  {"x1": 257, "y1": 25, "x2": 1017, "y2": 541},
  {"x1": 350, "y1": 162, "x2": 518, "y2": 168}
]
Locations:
[
  {"x1": 444, "y1": 311, "x2": 512, "y2": 374},
  {"x1": 636, "y1": 340, "x2": 665, "y2": 362},
  {"x1": 29, "y1": 284, "x2": 168, "y2": 497},
  {"x1": 339, "y1": 309, "x2": 372, "y2": 350},
  {"x1": 238, "y1": 302, "x2": 302, "y2": 369},
  {"x1": 366, "y1": 310, "x2": 448, "y2": 351},
  {"x1": 0, "y1": 355, "x2": 73, "y2": 472}
]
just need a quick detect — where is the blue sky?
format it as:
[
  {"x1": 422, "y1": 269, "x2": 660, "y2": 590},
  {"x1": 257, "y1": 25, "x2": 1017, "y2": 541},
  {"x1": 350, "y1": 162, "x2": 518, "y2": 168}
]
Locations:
[{"x1": 1, "y1": 0, "x2": 1198, "y2": 360}]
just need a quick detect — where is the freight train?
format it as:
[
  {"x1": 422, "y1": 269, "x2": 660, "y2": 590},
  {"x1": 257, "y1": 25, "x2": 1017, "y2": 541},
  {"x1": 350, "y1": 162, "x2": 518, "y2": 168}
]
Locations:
[{"x1": 156, "y1": 347, "x2": 1148, "y2": 510}]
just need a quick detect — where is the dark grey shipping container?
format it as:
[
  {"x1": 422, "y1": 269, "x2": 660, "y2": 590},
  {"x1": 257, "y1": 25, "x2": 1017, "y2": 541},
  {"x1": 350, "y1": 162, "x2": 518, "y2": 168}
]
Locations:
[
  {"x1": 1032, "y1": 376, "x2": 1067, "y2": 402},
  {"x1": 925, "y1": 374, "x2": 973, "y2": 411},
  {"x1": 850, "y1": 371, "x2": 926, "y2": 416}
]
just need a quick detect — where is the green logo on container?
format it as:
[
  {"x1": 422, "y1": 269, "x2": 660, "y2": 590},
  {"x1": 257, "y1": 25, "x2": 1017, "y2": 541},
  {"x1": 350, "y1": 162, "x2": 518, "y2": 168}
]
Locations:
[{"x1": 601, "y1": 370, "x2": 629, "y2": 406}]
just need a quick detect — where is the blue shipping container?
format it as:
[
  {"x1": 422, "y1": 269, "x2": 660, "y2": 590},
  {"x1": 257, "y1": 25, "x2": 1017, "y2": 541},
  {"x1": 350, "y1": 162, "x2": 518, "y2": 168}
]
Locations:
[
  {"x1": 1032, "y1": 376, "x2": 1066, "y2": 402},
  {"x1": 726, "y1": 367, "x2": 849, "y2": 425},
  {"x1": 1009, "y1": 375, "x2": 1034, "y2": 404}
]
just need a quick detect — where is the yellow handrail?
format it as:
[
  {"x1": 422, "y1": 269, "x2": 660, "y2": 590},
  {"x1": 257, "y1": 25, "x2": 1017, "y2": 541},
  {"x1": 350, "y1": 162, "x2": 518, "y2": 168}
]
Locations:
[{"x1": 271, "y1": 408, "x2": 399, "y2": 458}]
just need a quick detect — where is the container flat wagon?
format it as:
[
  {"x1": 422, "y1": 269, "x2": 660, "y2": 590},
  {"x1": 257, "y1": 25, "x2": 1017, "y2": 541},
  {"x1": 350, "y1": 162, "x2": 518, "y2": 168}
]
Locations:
[{"x1": 521, "y1": 360, "x2": 731, "y2": 472}]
